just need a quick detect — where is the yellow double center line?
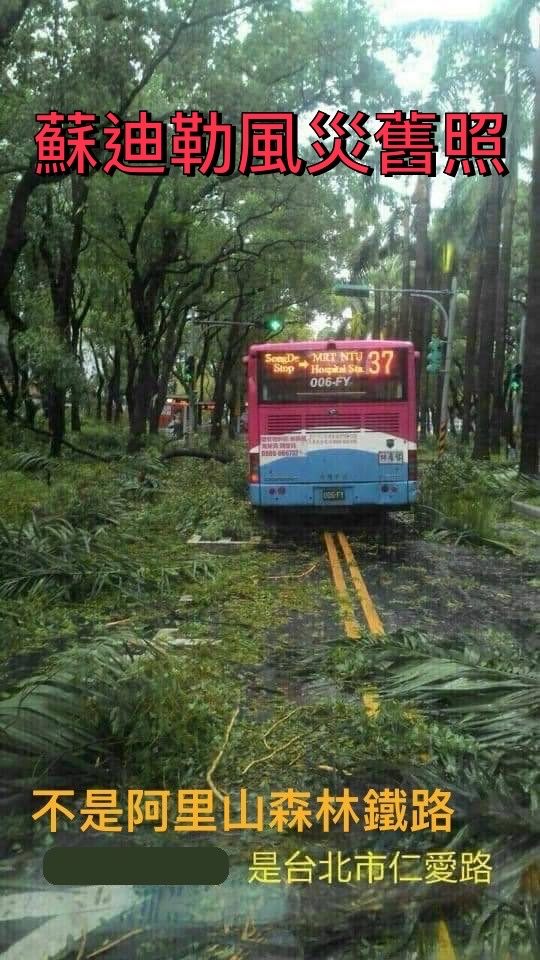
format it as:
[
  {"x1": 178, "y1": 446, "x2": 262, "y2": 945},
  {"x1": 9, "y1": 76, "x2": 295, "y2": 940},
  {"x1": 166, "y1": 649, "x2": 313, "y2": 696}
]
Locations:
[
  {"x1": 323, "y1": 530, "x2": 383, "y2": 718},
  {"x1": 323, "y1": 531, "x2": 384, "y2": 638},
  {"x1": 323, "y1": 529, "x2": 457, "y2": 960}
]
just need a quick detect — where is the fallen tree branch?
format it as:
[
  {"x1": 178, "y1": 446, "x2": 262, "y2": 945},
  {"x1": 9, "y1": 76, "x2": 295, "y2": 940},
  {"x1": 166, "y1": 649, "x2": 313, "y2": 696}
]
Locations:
[
  {"x1": 11, "y1": 417, "x2": 114, "y2": 462},
  {"x1": 86, "y1": 929, "x2": 145, "y2": 959},
  {"x1": 76, "y1": 930, "x2": 87, "y2": 960},
  {"x1": 262, "y1": 706, "x2": 303, "y2": 750},
  {"x1": 9, "y1": 414, "x2": 234, "y2": 464},
  {"x1": 206, "y1": 702, "x2": 240, "y2": 804},
  {"x1": 267, "y1": 562, "x2": 318, "y2": 581},
  {"x1": 241, "y1": 733, "x2": 303, "y2": 776},
  {"x1": 161, "y1": 446, "x2": 232, "y2": 464}
]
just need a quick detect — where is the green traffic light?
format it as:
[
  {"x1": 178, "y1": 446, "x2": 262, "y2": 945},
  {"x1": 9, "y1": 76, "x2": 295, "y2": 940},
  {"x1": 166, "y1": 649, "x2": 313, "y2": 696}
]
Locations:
[
  {"x1": 426, "y1": 337, "x2": 443, "y2": 374},
  {"x1": 510, "y1": 363, "x2": 522, "y2": 392},
  {"x1": 264, "y1": 315, "x2": 284, "y2": 333}
]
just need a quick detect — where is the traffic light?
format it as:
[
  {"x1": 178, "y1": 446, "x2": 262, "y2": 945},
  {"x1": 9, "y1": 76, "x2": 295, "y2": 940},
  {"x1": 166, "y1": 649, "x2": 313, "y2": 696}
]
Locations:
[
  {"x1": 426, "y1": 336, "x2": 444, "y2": 374},
  {"x1": 263, "y1": 315, "x2": 284, "y2": 334},
  {"x1": 333, "y1": 284, "x2": 371, "y2": 297},
  {"x1": 510, "y1": 362, "x2": 522, "y2": 393},
  {"x1": 184, "y1": 355, "x2": 195, "y2": 382}
]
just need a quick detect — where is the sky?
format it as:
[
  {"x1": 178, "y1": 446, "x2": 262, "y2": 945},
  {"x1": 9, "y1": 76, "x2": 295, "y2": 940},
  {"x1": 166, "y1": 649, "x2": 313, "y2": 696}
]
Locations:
[
  {"x1": 291, "y1": 0, "x2": 496, "y2": 110},
  {"x1": 290, "y1": 0, "x2": 498, "y2": 328},
  {"x1": 291, "y1": 0, "x2": 502, "y2": 209},
  {"x1": 375, "y1": 0, "x2": 493, "y2": 102}
]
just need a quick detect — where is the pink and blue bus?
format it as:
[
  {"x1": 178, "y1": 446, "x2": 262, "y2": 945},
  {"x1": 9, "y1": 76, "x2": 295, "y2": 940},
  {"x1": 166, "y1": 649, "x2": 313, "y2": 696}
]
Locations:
[{"x1": 246, "y1": 339, "x2": 417, "y2": 509}]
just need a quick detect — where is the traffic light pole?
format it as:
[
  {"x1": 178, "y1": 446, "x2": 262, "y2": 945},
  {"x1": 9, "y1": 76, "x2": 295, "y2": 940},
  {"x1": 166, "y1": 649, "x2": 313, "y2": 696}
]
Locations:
[
  {"x1": 438, "y1": 276, "x2": 458, "y2": 457},
  {"x1": 334, "y1": 280, "x2": 458, "y2": 456},
  {"x1": 183, "y1": 316, "x2": 286, "y2": 440}
]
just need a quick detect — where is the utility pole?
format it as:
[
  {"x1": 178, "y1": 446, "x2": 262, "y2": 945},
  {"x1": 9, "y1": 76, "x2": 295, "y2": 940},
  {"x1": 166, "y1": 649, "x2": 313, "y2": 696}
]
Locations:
[{"x1": 438, "y1": 276, "x2": 458, "y2": 456}]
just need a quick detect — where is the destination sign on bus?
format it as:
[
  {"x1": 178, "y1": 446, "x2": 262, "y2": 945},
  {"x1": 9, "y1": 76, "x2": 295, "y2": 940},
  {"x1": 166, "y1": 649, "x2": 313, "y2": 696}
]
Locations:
[
  {"x1": 263, "y1": 349, "x2": 397, "y2": 378},
  {"x1": 259, "y1": 348, "x2": 407, "y2": 403}
]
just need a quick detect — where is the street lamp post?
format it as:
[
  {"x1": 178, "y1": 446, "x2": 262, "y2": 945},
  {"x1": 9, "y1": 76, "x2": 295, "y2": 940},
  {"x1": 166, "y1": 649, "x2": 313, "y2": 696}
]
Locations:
[
  {"x1": 334, "y1": 282, "x2": 458, "y2": 455},
  {"x1": 438, "y1": 277, "x2": 458, "y2": 457}
]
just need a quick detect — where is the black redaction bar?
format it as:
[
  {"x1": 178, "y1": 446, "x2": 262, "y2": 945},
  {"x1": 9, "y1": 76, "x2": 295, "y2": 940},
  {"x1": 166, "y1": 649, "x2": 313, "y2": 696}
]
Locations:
[{"x1": 44, "y1": 846, "x2": 229, "y2": 885}]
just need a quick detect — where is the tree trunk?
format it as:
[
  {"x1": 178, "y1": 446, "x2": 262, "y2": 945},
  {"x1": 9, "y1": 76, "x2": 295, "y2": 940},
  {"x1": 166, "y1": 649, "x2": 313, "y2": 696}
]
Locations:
[
  {"x1": 125, "y1": 335, "x2": 136, "y2": 425},
  {"x1": 209, "y1": 301, "x2": 247, "y2": 445},
  {"x1": 0, "y1": 167, "x2": 42, "y2": 304},
  {"x1": 411, "y1": 179, "x2": 431, "y2": 439},
  {"x1": 520, "y1": 47, "x2": 540, "y2": 475},
  {"x1": 95, "y1": 378, "x2": 104, "y2": 420},
  {"x1": 127, "y1": 343, "x2": 157, "y2": 452},
  {"x1": 210, "y1": 365, "x2": 228, "y2": 445},
  {"x1": 410, "y1": 179, "x2": 431, "y2": 353},
  {"x1": 149, "y1": 316, "x2": 185, "y2": 434},
  {"x1": 105, "y1": 389, "x2": 113, "y2": 423},
  {"x1": 397, "y1": 199, "x2": 411, "y2": 340},
  {"x1": 39, "y1": 179, "x2": 89, "y2": 457},
  {"x1": 228, "y1": 372, "x2": 241, "y2": 440},
  {"x1": 0, "y1": 295, "x2": 24, "y2": 422},
  {"x1": 473, "y1": 177, "x2": 503, "y2": 460},
  {"x1": 462, "y1": 261, "x2": 483, "y2": 446},
  {"x1": 71, "y1": 395, "x2": 81, "y2": 431},
  {"x1": 106, "y1": 342, "x2": 122, "y2": 423},
  {"x1": 490, "y1": 173, "x2": 517, "y2": 453},
  {"x1": 48, "y1": 385, "x2": 66, "y2": 457},
  {"x1": 373, "y1": 288, "x2": 382, "y2": 339}
]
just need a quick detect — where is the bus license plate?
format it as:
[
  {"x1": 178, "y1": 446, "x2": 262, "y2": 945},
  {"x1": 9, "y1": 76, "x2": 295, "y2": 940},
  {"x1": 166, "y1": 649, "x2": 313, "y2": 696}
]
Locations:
[
  {"x1": 322, "y1": 487, "x2": 345, "y2": 501},
  {"x1": 378, "y1": 451, "x2": 404, "y2": 464}
]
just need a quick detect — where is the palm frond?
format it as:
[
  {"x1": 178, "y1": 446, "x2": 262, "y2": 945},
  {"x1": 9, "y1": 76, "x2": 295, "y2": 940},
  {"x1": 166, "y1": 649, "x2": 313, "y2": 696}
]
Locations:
[
  {"x1": 0, "y1": 636, "x2": 140, "y2": 807},
  {"x1": 0, "y1": 515, "x2": 179, "y2": 600},
  {"x1": 8, "y1": 451, "x2": 55, "y2": 475}
]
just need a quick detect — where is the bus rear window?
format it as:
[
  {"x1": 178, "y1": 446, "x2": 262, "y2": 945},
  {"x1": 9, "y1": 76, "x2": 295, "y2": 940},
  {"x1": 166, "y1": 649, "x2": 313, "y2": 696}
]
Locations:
[{"x1": 258, "y1": 348, "x2": 408, "y2": 403}]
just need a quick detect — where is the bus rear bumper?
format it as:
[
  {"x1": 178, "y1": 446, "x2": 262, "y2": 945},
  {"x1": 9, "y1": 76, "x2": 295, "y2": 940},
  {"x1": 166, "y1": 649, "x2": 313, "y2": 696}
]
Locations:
[{"x1": 249, "y1": 481, "x2": 417, "y2": 508}]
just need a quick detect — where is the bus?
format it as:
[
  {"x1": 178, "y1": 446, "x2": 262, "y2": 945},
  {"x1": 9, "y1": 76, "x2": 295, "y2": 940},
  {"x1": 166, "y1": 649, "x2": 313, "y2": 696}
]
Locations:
[{"x1": 246, "y1": 339, "x2": 417, "y2": 509}]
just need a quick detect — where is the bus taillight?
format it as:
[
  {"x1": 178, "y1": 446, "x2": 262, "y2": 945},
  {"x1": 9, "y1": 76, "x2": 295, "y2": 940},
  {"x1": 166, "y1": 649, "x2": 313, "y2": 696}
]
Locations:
[
  {"x1": 249, "y1": 453, "x2": 259, "y2": 484},
  {"x1": 408, "y1": 449, "x2": 417, "y2": 481}
]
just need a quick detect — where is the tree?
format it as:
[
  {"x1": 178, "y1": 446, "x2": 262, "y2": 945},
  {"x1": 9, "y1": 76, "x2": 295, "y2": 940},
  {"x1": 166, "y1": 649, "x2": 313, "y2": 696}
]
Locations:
[
  {"x1": 521, "y1": 40, "x2": 540, "y2": 475},
  {"x1": 473, "y1": 176, "x2": 503, "y2": 460}
]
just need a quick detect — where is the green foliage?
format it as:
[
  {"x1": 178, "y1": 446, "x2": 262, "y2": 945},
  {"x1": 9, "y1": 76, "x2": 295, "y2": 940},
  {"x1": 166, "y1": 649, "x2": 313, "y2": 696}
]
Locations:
[
  {"x1": 73, "y1": 425, "x2": 129, "y2": 454},
  {"x1": 0, "y1": 516, "x2": 155, "y2": 601},
  {"x1": 109, "y1": 645, "x2": 237, "y2": 786},
  {"x1": 0, "y1": 636, "x2": 132, "y2": 807},
  {"x1": 1, "y1": 597, "x2": 278, "y2": 808},
  {"x1": 8, "y1": 451, "x2": 55, "y2": 475},
  {"x1": 332, "y1": 626, "x2": 539, "y2": 792},
  {"x1": 418, "y1": 453, "x2": 505, "y2": 542},
  {"x1": 117, "y1": 472, "x2": 162, "y2": 500},
  {"x1": 15, "y1": 326, "x2": 83, "y2": 392},
  {"x1": 0, "y1": 634, "x2": 236, "y2": 807},
  {"x1": 222, "y1": 456, "x2": 249, "y2": 499},
  {"x1": 177, "y1": 486, "x2": 256, "y2": 540},
  {"x1": 58, "y1": 483, "x2": 124, "y2": 529},
  {"x1": 0, "y1": 467, "x2": 51, "y2": 523}
]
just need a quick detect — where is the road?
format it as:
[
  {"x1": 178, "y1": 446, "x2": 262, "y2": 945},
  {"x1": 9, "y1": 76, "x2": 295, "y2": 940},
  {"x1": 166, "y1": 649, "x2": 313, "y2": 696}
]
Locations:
[{"x1": 1, "y1": 512, "x2": 538, "y2": 960}]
